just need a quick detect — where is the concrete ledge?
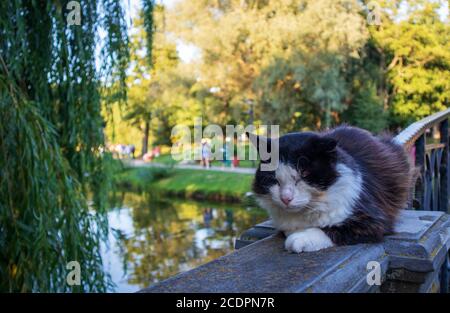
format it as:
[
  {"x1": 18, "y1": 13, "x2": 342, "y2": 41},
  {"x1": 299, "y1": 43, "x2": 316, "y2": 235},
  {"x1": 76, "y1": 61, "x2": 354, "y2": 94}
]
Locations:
[{"x1": 140, "y1": 210, "x2": 450, "y2": 293}]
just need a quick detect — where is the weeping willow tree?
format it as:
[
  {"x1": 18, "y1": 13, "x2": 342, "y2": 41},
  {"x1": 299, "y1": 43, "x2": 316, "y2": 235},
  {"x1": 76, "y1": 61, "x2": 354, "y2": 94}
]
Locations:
[{"x1": 0, "y1": 1, "x2": 154, "y2": 292}]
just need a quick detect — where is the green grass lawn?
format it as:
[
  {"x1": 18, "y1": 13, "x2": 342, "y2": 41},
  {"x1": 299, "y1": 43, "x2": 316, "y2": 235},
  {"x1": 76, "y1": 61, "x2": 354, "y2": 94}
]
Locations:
[
  {"x1": 152, "y1": 153, "x2": 178, "y2": 165},
  {"x1": 114, "y1": 166, "x2": 254, "y2": 202}
]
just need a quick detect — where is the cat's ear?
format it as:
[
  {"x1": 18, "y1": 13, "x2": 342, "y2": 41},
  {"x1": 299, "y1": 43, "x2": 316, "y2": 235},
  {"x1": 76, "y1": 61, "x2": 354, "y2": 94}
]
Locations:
[
  {"x1": 317, "y1": 137, "x2": 337, "y2": 154},
  {"x1": 246, "y1": 132, "x2": 271, "y2": 158}
]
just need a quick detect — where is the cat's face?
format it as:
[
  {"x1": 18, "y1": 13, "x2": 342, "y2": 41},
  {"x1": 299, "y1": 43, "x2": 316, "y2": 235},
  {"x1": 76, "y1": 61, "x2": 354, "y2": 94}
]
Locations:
[{"x1": 252, "y1": 132, "x2": 339, "y2": 213}]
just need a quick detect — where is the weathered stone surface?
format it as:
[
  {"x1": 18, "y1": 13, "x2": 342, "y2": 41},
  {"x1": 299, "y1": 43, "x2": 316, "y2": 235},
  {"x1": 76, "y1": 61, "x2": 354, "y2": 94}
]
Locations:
[
  {"x1": 381, "y1": 270, "x2": 441, "y2": 293},
  {"x1": 141, "y1": 233, "x2": 386, "y2": 293},
  {"x1": 385, "y1": 211, "x2": 450, "y2": 273},
  {"x1": 380, "y1": 211, "x2": 450, "y2": 292},
  {"x1": 140, "y1": 210, "x2": 450, "y2": 293}
]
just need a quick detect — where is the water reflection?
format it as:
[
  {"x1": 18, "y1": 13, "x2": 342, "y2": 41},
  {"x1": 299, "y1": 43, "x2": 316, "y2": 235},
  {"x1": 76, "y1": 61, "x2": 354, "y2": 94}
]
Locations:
[{"x1": 101, "y1": 191, "x2": 267, "y2": 292}]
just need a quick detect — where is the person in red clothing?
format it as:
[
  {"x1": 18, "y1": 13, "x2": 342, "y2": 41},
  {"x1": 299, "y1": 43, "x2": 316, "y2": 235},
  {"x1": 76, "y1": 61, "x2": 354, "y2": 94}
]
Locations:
[{"x1": 232, "y1": 156, "x2": 239, "y2": 168}]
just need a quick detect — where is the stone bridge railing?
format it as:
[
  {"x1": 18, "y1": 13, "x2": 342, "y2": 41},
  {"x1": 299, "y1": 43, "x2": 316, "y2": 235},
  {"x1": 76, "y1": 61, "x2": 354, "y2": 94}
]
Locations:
[{"x1": 141, "y1": 109, "x2": 450, "y2": 293}]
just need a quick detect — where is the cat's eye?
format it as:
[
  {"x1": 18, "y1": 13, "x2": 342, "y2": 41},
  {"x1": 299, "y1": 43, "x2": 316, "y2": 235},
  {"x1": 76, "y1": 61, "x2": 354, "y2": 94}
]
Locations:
[{"x1": 297, "y1": 156, "x2": 310, "y2": 167}]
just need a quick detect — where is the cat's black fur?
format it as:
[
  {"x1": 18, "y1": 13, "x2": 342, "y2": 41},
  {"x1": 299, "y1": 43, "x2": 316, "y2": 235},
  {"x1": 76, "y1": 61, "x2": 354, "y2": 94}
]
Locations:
[{"x1": 251, "y1": 125, "x2": 413, "y2": 246}]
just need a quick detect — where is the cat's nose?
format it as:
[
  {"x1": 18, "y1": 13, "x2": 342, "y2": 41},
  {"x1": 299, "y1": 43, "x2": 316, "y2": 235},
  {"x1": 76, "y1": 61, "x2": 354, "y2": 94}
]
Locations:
[{"x1": 281, "y1": 195, "x2": 293, "y2": 205}]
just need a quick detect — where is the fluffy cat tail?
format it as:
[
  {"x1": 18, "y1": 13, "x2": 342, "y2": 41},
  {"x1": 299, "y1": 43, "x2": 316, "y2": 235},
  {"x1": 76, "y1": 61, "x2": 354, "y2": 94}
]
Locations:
[{"x1": 379, "y1": 133, "x2": 418, "y2": 210}]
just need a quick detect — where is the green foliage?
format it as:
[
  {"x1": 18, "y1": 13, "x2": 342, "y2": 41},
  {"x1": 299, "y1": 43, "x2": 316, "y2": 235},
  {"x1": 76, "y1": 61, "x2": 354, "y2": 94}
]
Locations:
[
  {"x1": 120, "y1": 5, "x2": 181, "y2": 154},
  {"x1": 0, "y1": 91, "x2": 112, "y2": 292},
  {"x1": 340, "y1": 40, "x2": 387, "y2": 133},
  {"x1": 168, "y1": 0, "x2": 369, "y2": 130},
  {"x1": 257, "y1": 52, "x2": 350, "y2": 131},
  {"x1": 114, "y1": 0, "x2": 450, "y2": 146},
  {"x1": 342, "y1": 84, "x2": 387, "y2": 133},
  {"x1": 371, "y1": 1, "x2": 450, "y2": 127},
  {"x1": 145, "y1": 0, "x2": 446, "y2": 136},
  {"x1": 0, "y1": 0, "x2": 141, "y2": 292},
  {"x1": 105, "y1": 0, "x2": 449, "y2": 149},
  {"x1": 142, "y1": 0, "x2": 156, "y2": 67},
  {"x1": 101, "y1": 0, "x2": 131, "y2": 101},
  {"x1": 103, "y1": 102, "x2": 145, "y2": 152}
]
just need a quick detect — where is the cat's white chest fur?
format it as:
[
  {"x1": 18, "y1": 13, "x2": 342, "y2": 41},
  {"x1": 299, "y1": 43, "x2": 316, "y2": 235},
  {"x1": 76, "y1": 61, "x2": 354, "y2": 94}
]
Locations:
[{"x1": 256, "y1": 163, "x2": 362, "y2": 253}]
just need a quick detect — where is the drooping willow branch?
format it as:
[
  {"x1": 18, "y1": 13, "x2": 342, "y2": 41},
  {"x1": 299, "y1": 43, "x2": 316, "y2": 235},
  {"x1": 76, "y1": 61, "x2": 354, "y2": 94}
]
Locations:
[
  {"x1": 142, "y1": 0, "x2": 156, "y2": 68},
  {"x1": 0, "y1": 0, "x2": 153, "y2": 292}
]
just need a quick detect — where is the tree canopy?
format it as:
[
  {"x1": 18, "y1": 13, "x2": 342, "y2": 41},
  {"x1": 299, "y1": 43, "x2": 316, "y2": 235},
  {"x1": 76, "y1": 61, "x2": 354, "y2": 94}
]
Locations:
[{"x1": 119, "y1": 0, "x2": 448, "y2": 151}]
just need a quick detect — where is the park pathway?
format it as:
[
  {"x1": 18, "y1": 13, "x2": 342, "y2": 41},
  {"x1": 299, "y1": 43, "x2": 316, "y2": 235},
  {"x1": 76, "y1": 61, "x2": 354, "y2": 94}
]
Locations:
[{"x1": 123, "y1": 159, "x2": 256, "y2": 174}]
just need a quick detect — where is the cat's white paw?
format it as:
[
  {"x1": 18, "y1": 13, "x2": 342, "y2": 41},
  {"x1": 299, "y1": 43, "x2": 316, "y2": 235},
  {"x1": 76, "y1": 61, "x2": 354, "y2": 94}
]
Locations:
[{"x1": 284, "y1": 228, "x2": 334, "y2": 253}]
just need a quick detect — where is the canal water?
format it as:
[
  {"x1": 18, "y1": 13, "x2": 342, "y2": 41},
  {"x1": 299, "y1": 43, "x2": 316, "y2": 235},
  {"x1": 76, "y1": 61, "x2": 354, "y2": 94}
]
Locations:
[{"x1": 101, "y1": 191, "x2": 267, "y2": 292}]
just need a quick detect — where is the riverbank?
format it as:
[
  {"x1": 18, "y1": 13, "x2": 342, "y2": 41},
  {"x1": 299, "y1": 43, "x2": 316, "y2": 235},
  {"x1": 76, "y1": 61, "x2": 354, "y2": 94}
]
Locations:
[{"x1": 114, "y1": 165, "x2": 255, "y2": 202}]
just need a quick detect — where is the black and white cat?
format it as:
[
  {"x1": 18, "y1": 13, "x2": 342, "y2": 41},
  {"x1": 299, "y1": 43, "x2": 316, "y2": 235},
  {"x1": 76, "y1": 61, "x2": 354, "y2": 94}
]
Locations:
[{"x1": 249, "y1": 126, "x2": 413, "y2": 253}]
